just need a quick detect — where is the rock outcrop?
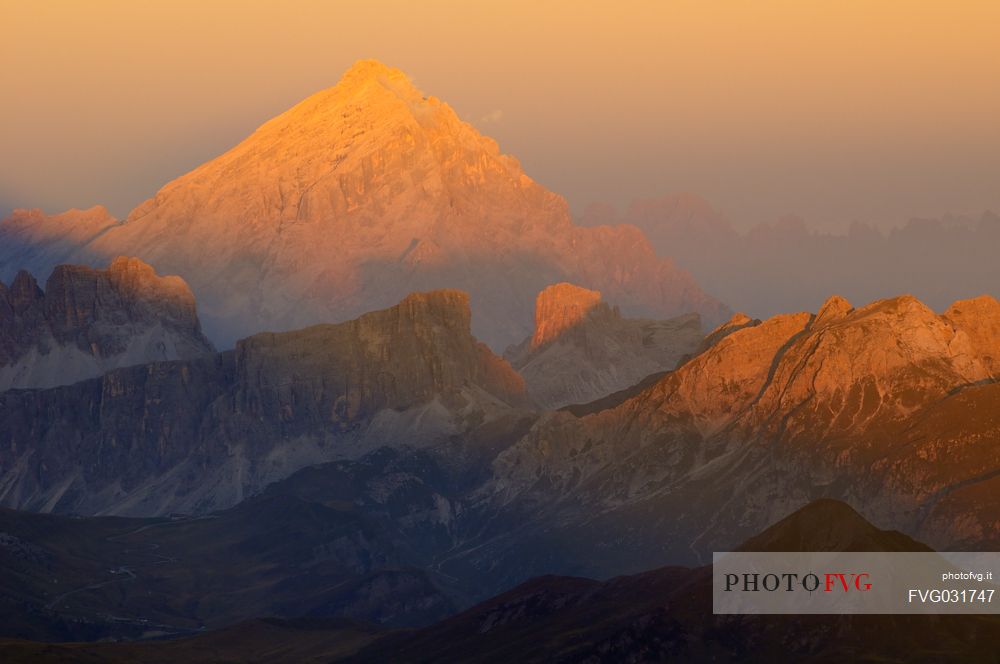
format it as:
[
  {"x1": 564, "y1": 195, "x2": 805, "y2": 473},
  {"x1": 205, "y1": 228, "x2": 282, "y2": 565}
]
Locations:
[
  {"x1": 941, "y1": 295, "x2": 1000, "y2": 378},
  {"x1": 505, "y1": 283, "x2": 703, "y2": 408},
  {"x1": 527, "y1": 283, "x2": 604, "y2": 350},
  {"x1": 233, "y1": 290, "x2": 528, "y2": 427},
  {"x1": 0, "y1": 257, "x2": 214, "y2": 390},
  {"x1": 0, "y1": 61, "x2": 728, "y2": 350},
  {"x1": 0, "y1": 290, "x2": 531, "y2": 517}
]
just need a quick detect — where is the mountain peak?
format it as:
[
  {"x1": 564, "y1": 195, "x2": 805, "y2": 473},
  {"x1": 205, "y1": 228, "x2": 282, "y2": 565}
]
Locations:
[
  {"x1": 814, "y1": 294, "x2": 853, "y2": 326},
  {"x1": 942, "y1": 294, "x2": 1000, "y2": 378},
  {"x1": 708, "y1": 311, "x2": 755, "y2": 337},
  {"x1": 34, "y1": 60, "x2": 727, "y2": 350},
  {"x1": 737, "y1": 499, "x2": 929, "y2": 552},
  {"x1": 337, "y1": 58, "x2": 412, "y2": 87},
  {"x1": 943, "y1": 293, "x2": 1000, "y2": 322},
  {"x1": 236, "y1": 289, "x2": 528, "y2": 419},
  {"x1": 270, "y1": 59, "x2": 443, "y2": 137},
  {"x1": 696, "y1": 311, "x2": 759, "y2": 354}
]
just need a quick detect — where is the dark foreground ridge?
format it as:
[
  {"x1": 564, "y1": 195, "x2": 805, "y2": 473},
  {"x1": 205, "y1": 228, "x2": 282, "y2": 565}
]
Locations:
[{"x1": 3, "y1": 500, "x2": 997, "y2": 663}]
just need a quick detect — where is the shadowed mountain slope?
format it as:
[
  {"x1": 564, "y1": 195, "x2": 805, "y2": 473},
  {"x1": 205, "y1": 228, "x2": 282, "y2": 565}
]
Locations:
[
  {"x1": 0, "y1": 257, "x2": 214, "y2": 391},
  {"x1": 7, "y1": 500, "x2": 997, "y2": 663},
  {"x1": 0, "y1": 290, "x2": 532, "y2": 517}
]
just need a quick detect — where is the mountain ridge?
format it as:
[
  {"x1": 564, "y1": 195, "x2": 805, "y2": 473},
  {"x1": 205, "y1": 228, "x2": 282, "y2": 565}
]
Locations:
[
  {"x1": 0, "y1": 257, "x2": 214, "y2": 391},
  {"x1": 0, "y1": 289, "x2": 532, "y2": 517},
  {"x1": 445, "y1": 291, "x2": 1000, "y2": 588},
  {"x1": 349, "y1": 499, "x2": 995, "y2": 663}
]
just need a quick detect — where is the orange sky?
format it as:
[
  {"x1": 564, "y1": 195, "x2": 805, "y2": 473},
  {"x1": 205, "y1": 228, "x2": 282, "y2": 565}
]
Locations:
[{"x1": 2, "y1": 0, "x2": 998, "y2": 230}]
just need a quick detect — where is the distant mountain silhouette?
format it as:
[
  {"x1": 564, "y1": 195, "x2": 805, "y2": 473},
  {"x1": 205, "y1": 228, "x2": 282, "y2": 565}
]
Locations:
[{"x1": 579, "y1": 192, "x2": 1000, "y2": 320}]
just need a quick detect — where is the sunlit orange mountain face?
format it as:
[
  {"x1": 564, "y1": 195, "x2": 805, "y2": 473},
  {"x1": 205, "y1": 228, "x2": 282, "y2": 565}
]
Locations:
[
  {"x1": 1, "y1": 36, "x2": 999, "y2": 664},
  {"x1": 0, "y1": 61, "x2": 726, "y2": 350}
]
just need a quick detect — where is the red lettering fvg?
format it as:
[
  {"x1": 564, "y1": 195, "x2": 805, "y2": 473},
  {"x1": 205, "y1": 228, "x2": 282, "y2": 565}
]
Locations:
[{"x1": 823, "y1": 572, "x2": 872, "y2": 592}]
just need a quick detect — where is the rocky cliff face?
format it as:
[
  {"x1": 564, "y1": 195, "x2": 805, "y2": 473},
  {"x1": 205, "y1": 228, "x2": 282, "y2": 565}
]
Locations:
[
  {"x1": 448, "y1": 293, "x2": 1000, "y2": 587},
  {"x1": 0, "y1": 257, "x2": 214, "y2": 390},
  {"x1": 235, "y1": 290, "x2": 526, "y2": 428},
  {"x1": 527, "y1": 283, "x2": 604, "y2": 349},
  {"x1": 2, "y1": 289, "x2": 999, "y2": 636},
  {"x1": 0, "y1": 290, "x2": 531, "y2": 517},
  {"x1": 505, "y1": 283, "x2": 703, "y2": 408},
  {"x1": 0, "y1": 61, "x2": 728, "y2": 349}
]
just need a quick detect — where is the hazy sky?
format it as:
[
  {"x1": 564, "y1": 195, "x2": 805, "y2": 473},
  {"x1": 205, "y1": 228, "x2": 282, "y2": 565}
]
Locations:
[{"x1": 2, "y1": 0, "x2": 998, "y2": 231}]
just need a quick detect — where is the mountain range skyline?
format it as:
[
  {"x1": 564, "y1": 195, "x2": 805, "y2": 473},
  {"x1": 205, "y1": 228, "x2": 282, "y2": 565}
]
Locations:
[
  {"x1": 3, "y1": 1, "x2": 999, "y2": 231},
  {"x1": 4, "y1": 58, "x2": 997, "y2": 347},
  {"x1": 580, "y1": 192, "x2": 1000, "y2": 319},
  {"x1": 1, "y1": 11, "x2": 997, "y2": 660}
]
